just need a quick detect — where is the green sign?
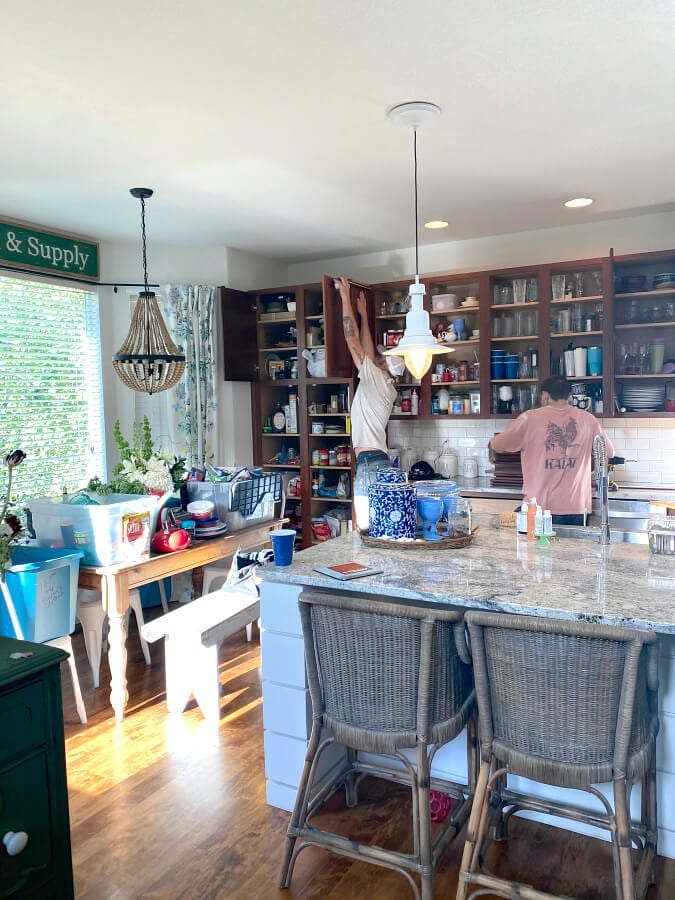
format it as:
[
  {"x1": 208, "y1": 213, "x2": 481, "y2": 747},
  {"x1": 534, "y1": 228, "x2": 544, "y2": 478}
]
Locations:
[{"x1": 0, "y1": 219, "x2": 99, "y2": 280}]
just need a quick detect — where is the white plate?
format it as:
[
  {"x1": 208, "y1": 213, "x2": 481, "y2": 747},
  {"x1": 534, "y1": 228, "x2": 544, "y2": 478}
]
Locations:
[{"x1": 461, "y1": 300, "x2": 479, "y2": 308}]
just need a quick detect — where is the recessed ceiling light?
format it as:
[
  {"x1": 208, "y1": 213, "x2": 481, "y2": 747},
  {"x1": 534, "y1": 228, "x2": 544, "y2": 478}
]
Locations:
[
  {"x1": 564, "y1": 197, "x2": 594, "y2": 208},
  {"x1": 424, "y1": 220, "x2": 449, "y2": 229}
]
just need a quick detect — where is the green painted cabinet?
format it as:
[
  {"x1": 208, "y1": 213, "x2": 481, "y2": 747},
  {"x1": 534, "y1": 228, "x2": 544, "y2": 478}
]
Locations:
[{"x1": 0, "y1": 636, "x2": 73, "y2": 898}]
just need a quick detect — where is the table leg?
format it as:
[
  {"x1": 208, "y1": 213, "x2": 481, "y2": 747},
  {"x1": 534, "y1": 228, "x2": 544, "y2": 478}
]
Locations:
[
  {"x1": 192, "y1": 565, "x2": 204, "y2": 598},
  {"x1": 101, "y1": 575, "x2": 129, "y2": 722}
]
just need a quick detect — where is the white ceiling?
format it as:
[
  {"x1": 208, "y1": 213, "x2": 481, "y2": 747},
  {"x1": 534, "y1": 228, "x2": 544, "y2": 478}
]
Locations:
[{"x1": 2, "y1": 0, "x2": 674, "y2": 264}]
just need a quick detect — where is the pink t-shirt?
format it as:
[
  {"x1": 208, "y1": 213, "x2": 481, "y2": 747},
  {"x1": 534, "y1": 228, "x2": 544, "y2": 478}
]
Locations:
[{"x1": 490, "y1": 405, "x2": 615, "y2": 515}]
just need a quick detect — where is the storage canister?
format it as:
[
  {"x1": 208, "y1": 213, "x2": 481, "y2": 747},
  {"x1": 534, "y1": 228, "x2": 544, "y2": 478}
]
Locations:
[{"x1": 368, "y1": 469, "x2": 416, "y2": 539}]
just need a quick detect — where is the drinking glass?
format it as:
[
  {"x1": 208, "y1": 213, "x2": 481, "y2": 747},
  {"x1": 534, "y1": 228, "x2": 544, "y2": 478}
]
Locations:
[
  {"x1": 551, "y1": 274, "x2": 566, "y2": 301},
  {"x1": 513, "y1": 279, "x2": 527, "y2": 304}
]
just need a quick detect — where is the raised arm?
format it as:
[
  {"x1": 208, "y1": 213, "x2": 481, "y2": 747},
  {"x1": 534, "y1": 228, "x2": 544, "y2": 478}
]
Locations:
[
  {"x1": 336, "y1": 276, "x2": 366, "y2": 371},
  {"x1": 356, "y1": 291, "x2": 376, "y2": 360}
]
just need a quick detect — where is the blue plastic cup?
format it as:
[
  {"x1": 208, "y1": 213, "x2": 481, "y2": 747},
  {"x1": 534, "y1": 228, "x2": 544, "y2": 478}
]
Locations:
[
  {"x1": 587, "y1": 346, "x2": 602, "y2": 376},
  {"x1": 271, "y1": 528, "x2": 296, "y2": 567}
]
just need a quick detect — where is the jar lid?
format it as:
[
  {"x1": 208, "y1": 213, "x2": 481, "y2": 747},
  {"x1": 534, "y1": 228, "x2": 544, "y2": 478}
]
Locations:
[{"x1": 376, "y1": 467, "x2": 407, "y2": 484}]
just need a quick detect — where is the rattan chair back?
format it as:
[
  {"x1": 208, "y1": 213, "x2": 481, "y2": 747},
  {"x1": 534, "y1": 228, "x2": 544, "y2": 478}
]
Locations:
[
  {"x1": 302, "y1": 592, "x2": 474, "y2": 754},
  {"x1": 465, "y1": 611, "x2": 658, "y2": 789}
]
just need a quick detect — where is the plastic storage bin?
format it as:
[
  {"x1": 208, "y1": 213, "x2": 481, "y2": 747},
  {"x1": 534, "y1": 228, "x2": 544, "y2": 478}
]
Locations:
[
  {"x1": 28, "y1": 493, "x2": 157, "y2": 566},
  {"x1": 1, "y1": 546, "x2": 83, "y2": 642},
  {"x1": 187, "y1": 474, "x2": 282, "y2": 532}
]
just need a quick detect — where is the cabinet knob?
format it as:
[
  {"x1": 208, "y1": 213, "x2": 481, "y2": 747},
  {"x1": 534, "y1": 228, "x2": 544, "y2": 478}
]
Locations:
[{"x1": 3, "y1": 831, "x2": 28, "y2": 856}]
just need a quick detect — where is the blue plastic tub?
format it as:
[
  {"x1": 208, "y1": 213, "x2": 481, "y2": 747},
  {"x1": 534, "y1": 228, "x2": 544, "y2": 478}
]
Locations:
[{"x1": 1, "y1": 547, "x2": 83, "y2": 643}]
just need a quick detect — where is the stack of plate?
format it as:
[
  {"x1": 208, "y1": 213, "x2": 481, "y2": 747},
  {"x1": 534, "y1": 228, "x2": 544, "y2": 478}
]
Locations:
[
  {"x1": 194, "y1": 517, "x2": 229, "y2": 539},
  {"x1": 622, "y1": 385, "x2": 665, "y2": 412}
]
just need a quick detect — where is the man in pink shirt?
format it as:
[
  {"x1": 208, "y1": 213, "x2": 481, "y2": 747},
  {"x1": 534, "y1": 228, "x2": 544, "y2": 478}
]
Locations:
[{"x1": 489, "y1": 376, "x2": 614, "y2": 525}]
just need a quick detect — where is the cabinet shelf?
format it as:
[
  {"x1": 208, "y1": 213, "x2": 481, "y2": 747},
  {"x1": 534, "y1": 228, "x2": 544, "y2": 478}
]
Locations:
[
  {"x1": 263, "y1": 463, "x2": 301, "y2": 469},
  {"x1": 310, "y1": 465, "x2": 352, "y2": 471},
  {"x1": 550, "y1": 295, "x2": 603, "y2": 305},
  {"x1": 615, "y1": 322, "x2": 674, "y2": 330},
  {"x1": 432, "y1": 380, "x2": 480, "y2": 387},
  {"x1": 309, "y1": 432, "x2": 350, "y2": 438},
  {"x1": 490, "y1": 301, "x2": 540, "y2": 310},
  {"x1": 490, "y1": 378, "x2": 539, "y2": 384},
  {"x1": 615, "y1": 374, "x2": 673, "y2": 379},
  {"x1": 308, "y1": 412, "x2": 349, "y2": 417},
  {"x1": 491, "y1": 335, "x2": 539, "y2": 342},
  {"x1": 550, "y1": 330, "x2": 603, "y2": 338},
  {"x1": 261, "y1": 431, "x2": 299, "y2": 437},
  {"x1": 259, "y1": 346, "x2": 298, "y2": 353},
  {"x1": 311, "y1": 496, "x2": 352, "y2": 503},
  {"x1": 615, "y1": 289, "x2": 675, "y2": 300}
]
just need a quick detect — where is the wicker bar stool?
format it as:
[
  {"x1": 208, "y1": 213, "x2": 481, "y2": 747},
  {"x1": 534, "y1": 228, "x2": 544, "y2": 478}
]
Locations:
[
  {"x1": 457, "y1": 611, "x2": 659, "y2": 900},
  {"x1": 279, "y1": 590, "x2": 477, "y2": 900}
]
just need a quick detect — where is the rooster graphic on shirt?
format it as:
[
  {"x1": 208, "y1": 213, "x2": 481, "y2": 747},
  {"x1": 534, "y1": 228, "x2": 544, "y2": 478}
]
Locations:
[{"x1": 544, "y1": 418, "x2": 579, "y2": 469}]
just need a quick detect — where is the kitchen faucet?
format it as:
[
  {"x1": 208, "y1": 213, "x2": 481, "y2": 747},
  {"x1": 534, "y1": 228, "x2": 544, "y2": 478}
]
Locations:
[{"x1": 593, "y1": 435, "x2": 611, "y2": 545}]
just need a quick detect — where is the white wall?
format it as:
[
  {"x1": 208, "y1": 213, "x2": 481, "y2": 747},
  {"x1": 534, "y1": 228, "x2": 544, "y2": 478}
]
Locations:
[
  {"x1": 286, "y1": 209, "x2": 675, "y2": 285},
  {"x1": 98, "y1": 240, "x2": 287, "y2": 468}
]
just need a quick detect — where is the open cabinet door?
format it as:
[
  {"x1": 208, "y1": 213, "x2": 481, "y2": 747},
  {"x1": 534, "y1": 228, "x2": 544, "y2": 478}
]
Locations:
[
  {"x1": 321, "y1": 275, "x2": 375, "y2": 377},
  {"x1": 220, "y1": 287, "x2": 258, "y2": 381}
]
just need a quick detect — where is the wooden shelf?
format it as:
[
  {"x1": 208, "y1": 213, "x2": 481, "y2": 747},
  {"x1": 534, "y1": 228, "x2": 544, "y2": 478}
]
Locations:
[
  {"x1": 491, "y1": 335, "x2": 539, "y2": 342},
  {"x1": 310, "y1": 465, "x2": 352, "y2": 471},
  {"x1": 490, "y1": 301, "x2": 540, "y2": 310},
  {"x1": 311, "y1": 496, "x2": 352, "y2": 503},
  {"x1": 550, "y1": 295, "x2": 603, "y2": 305},
  {"x1": 550, "y1": 330, "x2": 603, "y2": 338},
  {"x1": 615, "y1": 322, "x2": 674, "y2": 330},
  {"x1": 431, "y1": 380, "x2": 480, "y2": 387},
  {"x1": 615, "y1": 289, "x2": 675, "y2": 300}
]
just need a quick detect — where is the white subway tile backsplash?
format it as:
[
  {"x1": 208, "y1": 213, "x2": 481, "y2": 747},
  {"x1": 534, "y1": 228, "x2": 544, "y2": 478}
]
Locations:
[{"x1": 388, "y1": 417, "x2": 674, "y2": 487}]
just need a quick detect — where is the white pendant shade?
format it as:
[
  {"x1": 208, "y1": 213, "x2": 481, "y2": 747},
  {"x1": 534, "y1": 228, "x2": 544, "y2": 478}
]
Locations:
[
  {"x1": 383, "y1": 279, "x2": 451, "y2": 378},
  {"x1": 383, "y1": 101, "x2": 450, "y2": 379}
]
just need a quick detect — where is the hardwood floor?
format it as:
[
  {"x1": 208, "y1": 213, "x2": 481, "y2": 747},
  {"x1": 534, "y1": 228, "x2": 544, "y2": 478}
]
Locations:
[{"x1": 61, "y1": 611, "x2": 675, "y2": 899}]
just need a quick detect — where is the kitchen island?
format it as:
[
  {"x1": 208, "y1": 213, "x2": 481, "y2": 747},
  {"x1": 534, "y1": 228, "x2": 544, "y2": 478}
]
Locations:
[{"x1": 259, "y1": 516, "x2": 675, "y2": 857}]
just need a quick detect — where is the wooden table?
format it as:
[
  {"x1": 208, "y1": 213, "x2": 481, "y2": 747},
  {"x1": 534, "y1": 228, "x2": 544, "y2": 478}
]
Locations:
[{"x1": 78, "y1": 519, "x2": 284, "y2": 721}]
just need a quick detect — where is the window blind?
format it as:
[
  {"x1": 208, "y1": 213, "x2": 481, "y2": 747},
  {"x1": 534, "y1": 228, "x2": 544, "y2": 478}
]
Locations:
[{"x1": 0, "y1": 276, "x2": 105, "y2": 502}]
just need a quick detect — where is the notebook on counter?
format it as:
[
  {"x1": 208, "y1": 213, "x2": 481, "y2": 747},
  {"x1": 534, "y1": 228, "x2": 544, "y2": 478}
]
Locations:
[{"x1": 313, "y1": 562, "x2": 383, "y2": 581}]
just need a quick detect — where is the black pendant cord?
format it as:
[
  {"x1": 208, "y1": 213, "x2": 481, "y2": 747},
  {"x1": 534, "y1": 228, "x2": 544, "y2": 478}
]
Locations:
[{"x1": 413, "y1": 128, "x2": 419, "y2": 279}]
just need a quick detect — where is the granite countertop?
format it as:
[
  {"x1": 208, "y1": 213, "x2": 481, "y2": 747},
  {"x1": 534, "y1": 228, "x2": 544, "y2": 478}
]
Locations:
[{"x1": 261, "y1": 515, "x2": 675, "y2": 634}]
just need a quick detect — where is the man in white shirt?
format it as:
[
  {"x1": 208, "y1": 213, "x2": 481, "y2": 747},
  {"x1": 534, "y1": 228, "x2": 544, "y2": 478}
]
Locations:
[{"x1": 335, "y1": 276, "x2": 403, "y2": 529}]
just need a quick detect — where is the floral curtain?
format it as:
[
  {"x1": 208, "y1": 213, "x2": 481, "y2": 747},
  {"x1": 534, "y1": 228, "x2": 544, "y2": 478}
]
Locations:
[
  {"x1": 134, "y1": 285, "x2": 219, "y2": 470},
  {"x1": 132, "y1": 284, "x2": 218, "y2": 605}
]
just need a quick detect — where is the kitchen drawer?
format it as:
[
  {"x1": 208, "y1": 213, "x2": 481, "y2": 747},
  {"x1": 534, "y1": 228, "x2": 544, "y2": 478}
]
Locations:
[{"x1": 0, "y1": 679, "x2": 47, "y2": 762}]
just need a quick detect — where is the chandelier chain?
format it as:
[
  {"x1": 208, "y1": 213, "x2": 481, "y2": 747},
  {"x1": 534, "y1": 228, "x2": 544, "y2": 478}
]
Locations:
[{"x1": 140, "y1": 196, "x2": 149, "y2": 295}]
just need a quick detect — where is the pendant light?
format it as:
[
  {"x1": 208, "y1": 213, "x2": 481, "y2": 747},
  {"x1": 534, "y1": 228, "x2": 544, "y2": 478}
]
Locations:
[
  {"x1": 383, "y1": 101, "x2": 452, "y2": 380},
  {"x1": 112, "y1": 188, "x2": 186, "y2": 395}
]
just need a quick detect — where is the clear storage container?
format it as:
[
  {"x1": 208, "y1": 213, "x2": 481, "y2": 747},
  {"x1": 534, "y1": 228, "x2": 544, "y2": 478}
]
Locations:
[{"x1": 28, "y1": 493, "x2": 157, "y2": 566}]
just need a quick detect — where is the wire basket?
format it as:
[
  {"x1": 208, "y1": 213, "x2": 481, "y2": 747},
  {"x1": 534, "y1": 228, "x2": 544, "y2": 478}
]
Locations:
[{"x1": 230, "y1": 473, "x2": 283, "y2": 516}]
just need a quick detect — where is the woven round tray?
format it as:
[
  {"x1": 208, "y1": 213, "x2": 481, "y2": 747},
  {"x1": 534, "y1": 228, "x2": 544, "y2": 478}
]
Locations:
[{"x1": 358, "y1": 525, "x2": 479, "y2": 550}]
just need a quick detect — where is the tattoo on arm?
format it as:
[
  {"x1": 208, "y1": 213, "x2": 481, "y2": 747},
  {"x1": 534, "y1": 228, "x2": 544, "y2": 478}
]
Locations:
[{"x1": 343, "y1": 315, "x2": 356, "y2": 339}]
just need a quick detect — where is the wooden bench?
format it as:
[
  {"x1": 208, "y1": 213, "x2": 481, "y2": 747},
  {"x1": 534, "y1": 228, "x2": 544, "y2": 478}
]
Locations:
[{"x1": 140, "y1": 590, "x2": 260, "y2": 720}]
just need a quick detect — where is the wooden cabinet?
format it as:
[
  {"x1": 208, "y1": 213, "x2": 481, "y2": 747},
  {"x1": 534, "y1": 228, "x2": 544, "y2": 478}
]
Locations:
[
  {"x1": 245, "y1": 280, "x2": 356, "y2": 549},
  {"x1": 0, "y1": 637, "x2": 73, "y2": 899},
  {"x1": 610, "y1": 248, "x2": 675, "y2": 417}
]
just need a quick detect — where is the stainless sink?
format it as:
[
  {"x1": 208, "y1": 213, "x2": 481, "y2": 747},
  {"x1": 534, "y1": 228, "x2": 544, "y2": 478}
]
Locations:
[{"x1": 553, "y1": 524, "x2": 649, "y2": 544}]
